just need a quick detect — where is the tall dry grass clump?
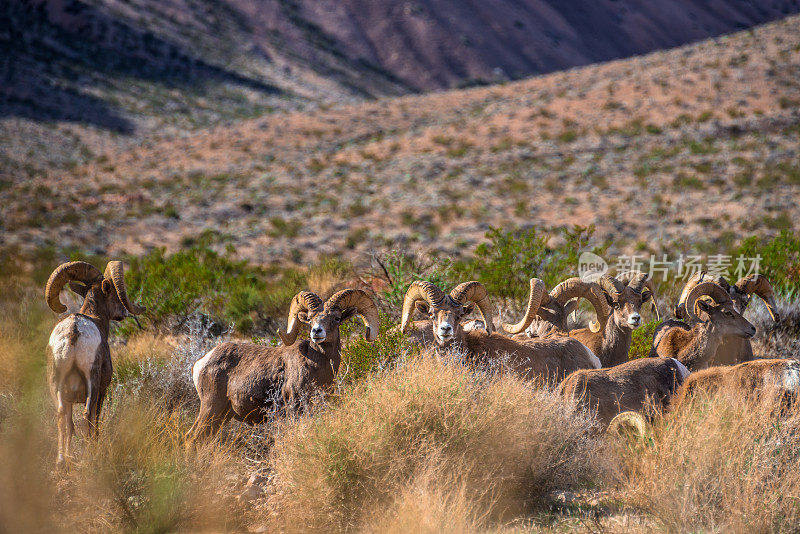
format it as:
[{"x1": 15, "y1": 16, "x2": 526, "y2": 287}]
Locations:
[
  {"x1": 267, "y1": 353, "x2": 608, "y2": 532},
  {"x1": 623, "y1": 388, "x2": 800, "y2": 532}
]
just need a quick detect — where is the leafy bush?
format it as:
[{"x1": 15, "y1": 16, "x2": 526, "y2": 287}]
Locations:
[
  {"x1": 732, "y1": 230, "x2": 800, "y2": 295},
  {"x1": 377, "y1": 252, "x2": 455, "y2": 312},
  {"x1": 338, "y1": 312, "x2": 418, "y2": 385},
  {"x1": 119, "y1": 244, "x2": 306, "y2": 336},
  {"x1": 267, "y1": 354, "x2": 606, "y2": 532},
  {"x1": 629, "y1": 319, "x2": 659, "y2": 360},
  {"x1": 453, "y1": 225, "x2": 604, "y2": 304}
]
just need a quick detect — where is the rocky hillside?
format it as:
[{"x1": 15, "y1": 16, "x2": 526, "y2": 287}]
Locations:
[
  {"x1": 2, "y1": 15, "x2": 798, "y2": 265},
  {"x1": 2, "y1": 0, "x2": 798, "y2": 133}
]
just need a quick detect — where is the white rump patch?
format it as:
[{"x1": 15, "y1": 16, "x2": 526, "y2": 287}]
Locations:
[
  {"x1": 192, "y1": 348, "x2": 217, "y2": 392},
  {"x1": 780, "y1": 364, "x2": 800, "y2": 392},
  {"x1": 49, "y1": 315, "x2": 101, "y2": 378},
  {"x1": 671, "y1": 358, "x2": 691, "y2": 381},
  {"x1": 586, "y1": 347, "x2": 601, "y2": 369}
]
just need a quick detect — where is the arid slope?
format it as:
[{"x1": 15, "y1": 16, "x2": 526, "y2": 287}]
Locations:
[{"x1": 1, "y1": 16, "x2": 799, "y2": 264}]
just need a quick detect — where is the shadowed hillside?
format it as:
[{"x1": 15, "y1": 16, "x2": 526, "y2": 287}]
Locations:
[{"x1": 2, "y1": 14, "x2": 798, "y2": 264}]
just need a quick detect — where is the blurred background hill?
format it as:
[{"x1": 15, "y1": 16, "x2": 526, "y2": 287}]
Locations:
[{"x1": 1, "y1": 0, "x2": 799, "y2": 263}]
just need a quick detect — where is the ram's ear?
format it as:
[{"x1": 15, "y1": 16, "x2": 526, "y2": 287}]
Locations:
[
  {"x1": 605, "y1": 293, "x2": 616, "y2": 308},
  {"x1": 415, "y1": 301, "x2": 430, "y2": 314},
  {"x1": 340, "y1": 307, "x2": 358, "y2": 322},
  {"x1": 297, "y1": 311, "x2": 311, "y2": 324},
  {"x1": 69, "y1": 282, "x2": 89, "y2": 298},
  {"x1": 695, "y1": 299, "x2": 712, "y2": 319},
  {"x1": 101, "y1": 279, "x2": 114, "y2": 295},
  {"x1": 641, "y1": 290, "x2": 652, "y2": 302},
  {"x1": 462, "y1": 302, "x2": 475, "y2": 315}
]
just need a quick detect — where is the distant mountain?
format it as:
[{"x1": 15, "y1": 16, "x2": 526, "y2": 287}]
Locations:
[{"x1": 1, "y1": 0, "x2": 799, "y2": 132}]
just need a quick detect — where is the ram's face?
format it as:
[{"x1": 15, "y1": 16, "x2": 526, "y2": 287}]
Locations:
[
  {"x1": 416, "y1": 297, "x2": 474, "y2": 345},
  {"x1": 298, "y1": 306, "x2": 358, "y2": 344},
  {"x1": 608, "y1": 287, "x2": 652, "y2": 330},
  {"x1": 696, "y1": 299, "x2": 756, "y2": 339},
  {"x1": 728, "y1": 287, "x2": 750, "y2": 315}
]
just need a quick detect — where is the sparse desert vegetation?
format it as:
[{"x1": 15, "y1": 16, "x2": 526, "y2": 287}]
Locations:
[{"x1": 2, "y1": 7, "x2": 800, "y2": 532}]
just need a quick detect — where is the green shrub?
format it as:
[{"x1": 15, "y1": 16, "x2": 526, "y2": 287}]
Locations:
[
  {"x1": 732, "y1": 230, "x2": 800, "y2": 294},
  {"x1": 338, "y1": 312, "x2": 418, "y2": 385},
  {"x1": 453, "y1": 225, "x2": 604, "y2": 303},
  {"x1": 629, "y1": 319, "x2": 659, "y2": 360},
  {"x1": 118, "y1": 245, "x2": 305, "y2": 336}
]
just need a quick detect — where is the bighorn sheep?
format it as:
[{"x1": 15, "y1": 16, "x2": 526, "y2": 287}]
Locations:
[
  {"x1": 569, "y1": 273, "x2": 659, "y2": 367},
  {"x1": 400, "y1": 280, "x2": 600, "y2": 382},
  {"x1": 186, "y1": 289, "x2": 378, "y2": 443},
  {"x1": 671, "y1": 358, "x2": 800, "y2": 410},
  {"x1": 650, "y1": 281, "x2": 756, "y2": 371},
  {"x1": 45, "y1": 261, "x2": 145, "y2": 466},
  {"x1": 504, "y1": 277, "x2": 609, "y2": 338},
  {"x1": 559, "y1": 356, "x2": 690, "y2": 428},
  {"x1": 674, "y1": 272, "x2": 780, "y2": 365}
]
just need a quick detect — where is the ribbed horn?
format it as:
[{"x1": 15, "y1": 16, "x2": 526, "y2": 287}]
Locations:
[
  {"x1": 104, "y1": 261, "x2": 145, "y2": 316},
  {"x1": 45, "y1": 262, "x2": 102, "y2": 313},
  {"x1": 450, "y1": 281, "x2": 494, "y2": 334},
  {"x1": 279, "y1": 291, "x2": 323, "y2": 346},
  {"x1": 400, "y1": 281, "x2": 446, "y2": 332},
  {"x1": 325, "y1": 289, "x2": 379, "y2": 342},
  {"x1": 502, "y1": 278, "x2": 545, "y2": 334},
  {"x1": 619, "y1": 272, "x2": 660, "y2": 320},
  {"x1": 735, "y1": 274, "x2": 780, "y2": 323},
  {"x1": 684, "y1": 281, "x2": 731, "y2": 324},
  {"x1": 590, "y1": 275, "x2": 622, "y2": 332},
  {"x1": 551, "y1": 277, "x2": 612, "y2": 330}
]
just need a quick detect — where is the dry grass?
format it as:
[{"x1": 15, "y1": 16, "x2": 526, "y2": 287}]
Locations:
[
  {"x1": 622, "y1": 388, "x2": 800, "y2": 532},
  {"x1": 267, "y1": 353, "x2": 608, "y2": 532}
]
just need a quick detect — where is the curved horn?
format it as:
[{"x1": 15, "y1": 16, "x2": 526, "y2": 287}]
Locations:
[
  {"x1": 104, "y1": 261, "x2": 145, "y2": 316},
  {"x1": 45, "y1": 261, "x2": 102, "y2": 313},
  {"x1": 450, "y1": 281, "x2": 495, "y2": 334},
  {"x1": 590, "y1": 275, "x2": 623, "y2": 332},
  {"x1": 735, "y1": 274, "x2": 780, "y2": 322},
  {"x1": 325, "y1": 289, "x2": 379, "y2": 342},
  {"x1": 551, "y1": 277, "x2": 612, "y2": 330},
  {"x1": 502, "y1": 278, "x2": 545, "y2": 334},
  {"x1": 684, "y1": 281, "x2": 731, "y2": 324},
  {"x1": 279, "y1": 291, "x2": 323, "y2": 346},
  {"x1": 400, "y1": 281, "x2": 446, "y2": 332},
  {"x1": 620, "y1": 272, "x2": 660, "y2": 321}
]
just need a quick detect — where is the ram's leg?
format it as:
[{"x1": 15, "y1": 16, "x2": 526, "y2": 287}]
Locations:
[
  {"x1": 186, "y1": 399, "x2": 231, "y2": 450},
  {"x1": 84, "y1": 377, "x2": 99, "y2": 439},
  {"x1": 93, "y1": 389, "x2": 106, "y2": 436}
]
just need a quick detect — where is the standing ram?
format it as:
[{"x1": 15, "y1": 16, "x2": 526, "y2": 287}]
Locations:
[
  {"x1": 45, "y1": 261, "x2": 145, "y2": 466},
  {"x1": 186, "y1": 289, "x2": 378, "y2": 444},
  {"x1": 674, "y1": 272, "x2": 780, "y2": 365},
  {"x1": 400, "y1": 280, "x2": 600, "y2": 382}
]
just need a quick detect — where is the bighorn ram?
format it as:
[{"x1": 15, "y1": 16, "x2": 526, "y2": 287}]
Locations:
[
  {"x1": 559, "y1": 356, "x2": 690, "y2": 428},
  {"x1": 504, "y1": 277, "x2": 609, "y2": 339},
  {"x1": 671, "y1": 358, "x2": 800, "y2": 410},
  {"x1": 569, "y1": 273, "x2": 659, "y2": 367},
  {"x1": 45, "y1": 261, "x2": 145, "y2": 466},
  {"x1": 186, "y1": 289, "x2": 377, "y2": 443},
  {"x1": 400, "y1": 280, "x2": 600, "y2": 382},
  {"x1": 674, "y1": 272, "x2": 780, "y2": 365},
  {"x1": 650, "y1": 281, "x2": 756, "y2": 371}
]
